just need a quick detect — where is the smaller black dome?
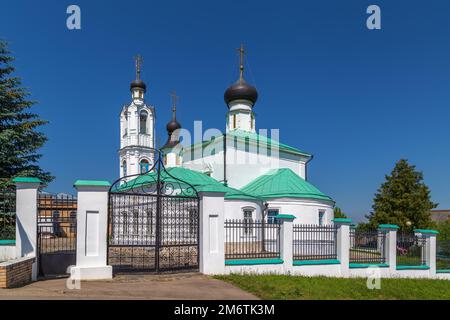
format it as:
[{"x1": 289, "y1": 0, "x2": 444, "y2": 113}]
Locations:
[
  {"x1": 167, "y1": 119, "x2": 181, "y2": 134},
  {"x1": 130, "y1": 79, "x2": 147, "y2": 92},
  {"x1": 224, "y1": 78, "x2": 258, "y2": 106}
]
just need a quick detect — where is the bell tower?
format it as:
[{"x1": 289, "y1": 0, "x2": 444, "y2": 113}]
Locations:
[{"x1": 119, "y1": 55, "x2": 155, "y2": 179}]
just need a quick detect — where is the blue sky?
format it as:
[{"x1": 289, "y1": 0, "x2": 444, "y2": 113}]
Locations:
[{"x1": 1, "y1": 0, "x2": 449, "y2": 221}]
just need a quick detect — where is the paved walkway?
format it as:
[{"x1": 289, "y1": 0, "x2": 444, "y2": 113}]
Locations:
[{"x1": 0, "y1": 273, "x2": 257, "y2": 300}]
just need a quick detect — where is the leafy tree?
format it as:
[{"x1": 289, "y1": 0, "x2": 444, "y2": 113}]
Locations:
[
  {"x1": 366, "y1": 159, "x2": 437, "y2": 230},
  {"x1": 0, "y1": 40, "x2": 53, "y2": 188},
  {"x1": 355, "y1": 222, "x2": 372, "y2": 232},
  {"x1": 433, "y1": 220, "x2": 450, "y2": 241},
  {"x1": 334, "y1": 207, "x2": 348, "y2": 219}
]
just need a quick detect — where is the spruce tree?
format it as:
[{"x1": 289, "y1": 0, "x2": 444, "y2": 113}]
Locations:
[
  {"x1": 333, "y1": 207, "x2": 348, "y2": 219},
  {"x1": 367, "y1": 159, "x2": 437, "y2": 230},
  {"x1": 0, "y1": 40, "x2": 53, "y2": 188}
]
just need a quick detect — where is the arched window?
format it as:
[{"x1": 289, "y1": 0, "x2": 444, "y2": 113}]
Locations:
[
  {"x1": 139, "y1": 110, "x2": 148, "y2": 134},
  {"x1": 122, "y1": 160, "x2": 127, "y2": 177},
  {"x1": 140, "y1": 159, "x2": 150, "y2": 173}
]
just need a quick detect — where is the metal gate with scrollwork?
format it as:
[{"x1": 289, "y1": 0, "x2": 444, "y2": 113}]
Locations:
[{"x1": 107, "y1": 152, "x2": 200, "y2": 273}]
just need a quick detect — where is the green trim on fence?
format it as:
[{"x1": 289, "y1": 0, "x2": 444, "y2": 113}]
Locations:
[
  {"x1": 276, "y1": 214, "x2": 296, "y2": 220},
  {"x1": 293, "y1": 259, "x2": 340, "y2": 266},
  {"x1": 333, "y1": 218, "x2": 352, "y2": 223},
  {"x1": 413, "y1": 229, "x2": 439, "y2": 235},
  {"x1": 225, "y1": 258, "x2": 284, "y2": 266},
  {"x1": 74, "y1": 180, "x2": 111, "y2": 187},
  {"x1": 12, "y1": 177, "x2": 41, "y2": 183},
  {"x1": 396, "y1": 265, "x2": 430, "y2": 270},
  {"x1": 378, "y1": 224, "x2": 399, "y2": 230},
  {"x1": 0, "y1": 240, "x2": 16, "y2": 245},
  {"x1": 349, "y1": 263, "x2": 389, "y2": 268},
  {"x1": 436, "y1": 269, "x2": 450, "y2": 274}
]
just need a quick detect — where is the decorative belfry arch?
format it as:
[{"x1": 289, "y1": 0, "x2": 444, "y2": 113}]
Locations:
[{"x1": 107, "y1": 148, "x2": 200, "y2": 273}]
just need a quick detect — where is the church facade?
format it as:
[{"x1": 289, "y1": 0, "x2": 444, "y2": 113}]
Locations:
[{"x1": 118, "y1": 48, "x2": 334, "y2": 226}]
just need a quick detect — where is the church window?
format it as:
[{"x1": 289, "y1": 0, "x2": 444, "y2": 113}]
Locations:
[
  {"x1": 251, "y1": 113, "x2": 254, "y2": 130},
  {"x1": 140, "y1": 159, "x2": 150, "y2": 173},
  {"x1": 122, "y1": 160, "x2": 127, "y2": 177},
  {"x1": 267, "y1": 209, "x2": 279, "y2": 224},
  {"x1": 245, "y1": 137, "x2": 250, "y2": 152},
  {"x1": 318, "y1": 210, "x2": 325, "y2": 226},
  {"x1": 139, "y1": 110, "x2": 148, "y2": 134},
  {"x1": 232, "y1": 114, "x2": 236, "y2": 129},
  {"x1": 243, "y1": 209, "x2": 254, "y2": 235}
]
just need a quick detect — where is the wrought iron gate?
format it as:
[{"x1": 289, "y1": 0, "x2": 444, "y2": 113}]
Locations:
[
  {"x1": 37, "y1": 193, "x2": 77, "y2": 277},
  {"x1": 107, "y1": 153, "x2": 200, "y2": 273}
]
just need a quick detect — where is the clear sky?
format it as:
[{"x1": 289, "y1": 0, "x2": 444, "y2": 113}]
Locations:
[{"x1": 1, "y1": 0, "x2": 449, "y2": 221}]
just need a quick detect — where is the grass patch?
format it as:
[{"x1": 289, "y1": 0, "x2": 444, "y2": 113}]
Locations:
[{"x1": 214, "y1": 274, "x2": 450, "y2": 300}]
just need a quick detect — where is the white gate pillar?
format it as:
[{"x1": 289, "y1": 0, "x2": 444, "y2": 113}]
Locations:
[
  {"x1": 13, "y1": 177, "x2": 41, "y2": 281},
  {"x1": 71, "y1": 180, "x2": 112, "y2": 280},
  {"x1": 277, "y1": 214, "x2": 295, "y2": 273},
  {"x1": 198, "y1": 191, "x2": 226, "y2": 275},
  {"x1": 333, "y1": 218, "x2": 352, "y2": 277},
  {"x1": 378, "y1": 224, "x2": 399, "y2": 273},
  {"x1": 414, "y1": 229, "x2": 439, "y2": 276}
]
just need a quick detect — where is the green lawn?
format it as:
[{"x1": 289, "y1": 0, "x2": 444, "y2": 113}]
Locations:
[{"x1": 215, "y1": 274, "x2": 450, "y2": 300}]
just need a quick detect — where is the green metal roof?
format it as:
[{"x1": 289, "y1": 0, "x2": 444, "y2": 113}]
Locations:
[
  {"x1": 116, "y1": 167, "x2": 261, "y2": 201},
  {"x1": 241, "y1": 168, "x2": 333, "y2": 202},
  {"x1": 184, "y1": 129, "x2": 312, "y2": 158},
  {"x1": 227, "y1": 129, "x2": 311, "y2": 157}
]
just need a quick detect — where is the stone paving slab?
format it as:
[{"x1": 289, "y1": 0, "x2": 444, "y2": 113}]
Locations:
[{"x1": 0, "y1": 273, "x2": 258, "y2": 300}]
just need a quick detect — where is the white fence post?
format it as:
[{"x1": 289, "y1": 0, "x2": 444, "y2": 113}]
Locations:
[
  {"x1": 198, "y1": 191, "x2": 226, "y2": 275},
  {"x1": 71, "y1": 180, "x2": 112, "y2": 280},
  {"x1": 414, "y1": 229, "x2": 439, "y2": 276},
  {"x1": 334, "y1": 218, "x2": 352, "y2": 277},
  {"x1": 13, "y1": 177, "x2": 41, "y2": 281},
  {"x1": 378, "y1": 224, "x2": 399, "y2": 274},
  {"x1": 277, "y1": 214, "x2": 295, "y2": 274}
]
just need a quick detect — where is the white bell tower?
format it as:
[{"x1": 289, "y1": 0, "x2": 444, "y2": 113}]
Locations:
[{"x1": 119, "y1": 55, "x2": 155, "y2": 179}]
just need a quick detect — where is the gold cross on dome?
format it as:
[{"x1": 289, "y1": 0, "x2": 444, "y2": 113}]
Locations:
[
  {"x1": 237, "y1": 44, "x2": 245, "y2": 79},
  {"x1": 170, "y1": 90, "x2": 179, "y2": 116},
  {"x1": 134, "y1": 54, "x2": 143, "y2": 80}
]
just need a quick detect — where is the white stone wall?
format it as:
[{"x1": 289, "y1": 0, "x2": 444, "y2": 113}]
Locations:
[
  {"x1": 0, "y1": 245, "x2": 15, "y2": 262},
  {"x1": 183, "y1": 146, "x2": 308, "y2": 189},
  {"x1": 224, "y1": 200, "x2": 264, "y2": 220},
  {"x1": 266, "y1": 198, "x2": 334, "y2": 225}
]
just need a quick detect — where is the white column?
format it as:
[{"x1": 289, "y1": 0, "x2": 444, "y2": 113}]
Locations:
[
  {"x1": 334, "y1": 218, "x2": 352, "y2": 277},
  {"x1": 13, "y1": 177, "x2": 41, "y2": 281},
  {"x1": 277, "y1": 215, "x2": 295, "y2": 273},
  {"x1": 378, "y1": 224, "x2": 399, "y2": 273},
  {"x1": 415, "y1": 229, "x2": 439, "y2": 276},
  {"x1": 71, "y1": 180, "x2": 112, "y2": 280},
  {"x1": 198, "y1": 191, "x2": 226, "y2": 275}
]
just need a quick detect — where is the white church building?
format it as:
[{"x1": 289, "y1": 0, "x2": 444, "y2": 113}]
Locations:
[{"x1": 118, "y1": 48, "x2": 335, "y2": 226}]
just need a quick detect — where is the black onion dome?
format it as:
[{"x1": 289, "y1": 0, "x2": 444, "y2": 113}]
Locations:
[
  {"x1": 163, "y1": 119, "x2": 182, "y2": 150},
  {"x1": 166, "y1": 119, "x2": 181, "y2": 133},
  {"x1": 130, "y1": 79, "x2": 147, "y2": 92},
  {"x1": 224, "y1": 78, "x2": 258, "y2": 106}
]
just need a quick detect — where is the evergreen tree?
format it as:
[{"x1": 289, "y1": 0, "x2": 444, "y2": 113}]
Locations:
[
  {"x1": 0, "y1": 40, "x2": 53, "y2": 188},
  {"x1": 366, "y1": 159, "x2": 437, "y2": 230},
  {"x1": 333, "y1": 207, "x2": 348, "y2": 219}
]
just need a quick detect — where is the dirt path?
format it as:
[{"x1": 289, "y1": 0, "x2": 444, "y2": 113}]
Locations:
[{"x1": 0, "y1": 273, "x2": 258, "y2": 300}]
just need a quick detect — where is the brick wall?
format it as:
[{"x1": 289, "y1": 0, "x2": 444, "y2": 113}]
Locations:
[{"x1": 0, "y1": 257, "x2": 35, "y2": 288}]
